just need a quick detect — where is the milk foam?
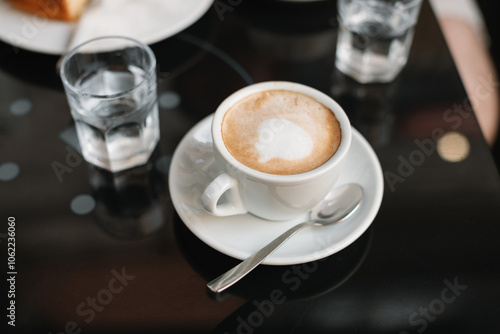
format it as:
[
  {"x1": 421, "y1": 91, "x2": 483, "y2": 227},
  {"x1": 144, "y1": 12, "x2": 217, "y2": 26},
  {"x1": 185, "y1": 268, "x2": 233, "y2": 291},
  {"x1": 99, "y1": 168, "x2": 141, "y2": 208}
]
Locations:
[
  {"x1": 221, "y1": 90, "x2": 341, "y2": 175},
  {"x1": 255, "y1": 118, "x2": 313, "y2": 163}
]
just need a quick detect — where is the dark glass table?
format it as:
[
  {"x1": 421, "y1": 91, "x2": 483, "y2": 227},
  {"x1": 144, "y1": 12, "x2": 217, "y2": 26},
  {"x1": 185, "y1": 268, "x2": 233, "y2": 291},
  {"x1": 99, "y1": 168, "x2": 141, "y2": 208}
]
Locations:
[{"x1": 1, "y1": 1, "x2": 500, "y2": 333}]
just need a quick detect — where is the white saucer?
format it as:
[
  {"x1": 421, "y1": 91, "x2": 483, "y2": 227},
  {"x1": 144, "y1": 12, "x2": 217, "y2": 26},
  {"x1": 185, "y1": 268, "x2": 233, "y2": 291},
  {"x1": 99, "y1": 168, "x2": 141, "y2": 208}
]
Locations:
[
  {"x1": 169, "y1": 115, "x2": 384, "y2": 265},
  {"x1": 0, "y1": 0, "x2": 212, "y2": 55}
]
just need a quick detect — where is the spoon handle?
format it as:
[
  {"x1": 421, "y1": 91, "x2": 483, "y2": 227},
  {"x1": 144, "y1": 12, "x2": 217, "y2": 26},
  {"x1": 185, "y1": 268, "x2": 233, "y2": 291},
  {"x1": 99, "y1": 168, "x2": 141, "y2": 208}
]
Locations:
[{"x1": 207, "y1": 221, "x2": 311, "y2": 293}]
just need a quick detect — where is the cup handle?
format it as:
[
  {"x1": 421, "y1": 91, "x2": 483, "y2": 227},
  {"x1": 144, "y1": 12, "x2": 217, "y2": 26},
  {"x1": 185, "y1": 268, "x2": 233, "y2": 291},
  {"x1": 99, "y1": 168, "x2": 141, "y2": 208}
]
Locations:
[{"x1": 201, "y1": 173, "x2": 247, "y2": 216}]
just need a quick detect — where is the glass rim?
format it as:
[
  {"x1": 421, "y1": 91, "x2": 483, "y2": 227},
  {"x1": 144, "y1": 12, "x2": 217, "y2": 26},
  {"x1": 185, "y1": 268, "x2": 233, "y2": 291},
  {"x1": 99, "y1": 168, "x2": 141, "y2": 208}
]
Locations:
[
  {"x1": 59, "y1": 36, "x2": 156, "y2": 99},
  {"x1": 339, "y1": 0, "x2": 423, "y2": 10}
]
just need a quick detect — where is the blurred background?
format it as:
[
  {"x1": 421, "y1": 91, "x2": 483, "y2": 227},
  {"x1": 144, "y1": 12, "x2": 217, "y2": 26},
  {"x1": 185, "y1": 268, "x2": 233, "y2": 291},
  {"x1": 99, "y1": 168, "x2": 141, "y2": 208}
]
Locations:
[{"x1": 476, "y1": 0, "x2": 500, "y2": 166}]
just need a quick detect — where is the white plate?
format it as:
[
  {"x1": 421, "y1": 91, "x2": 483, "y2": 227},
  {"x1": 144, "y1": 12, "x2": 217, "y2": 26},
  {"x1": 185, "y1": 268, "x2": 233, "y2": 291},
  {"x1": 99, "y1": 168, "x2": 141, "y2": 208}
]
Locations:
[
  {"x1": 275, "y1": 0, "x2": 329, "y2": 2},
  {"x1": 169, "y1": 115, "x2": 384, "y2": 265},
  {"x1": 0, "y1": 0, "x2": 213, "y2": 55}
]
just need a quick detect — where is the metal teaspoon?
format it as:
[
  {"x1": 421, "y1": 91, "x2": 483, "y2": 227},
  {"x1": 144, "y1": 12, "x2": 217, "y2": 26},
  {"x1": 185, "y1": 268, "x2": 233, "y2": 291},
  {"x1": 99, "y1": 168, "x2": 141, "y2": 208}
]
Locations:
[{"x1": 207, "y1": 183, "x2": 364, "y2": 293}]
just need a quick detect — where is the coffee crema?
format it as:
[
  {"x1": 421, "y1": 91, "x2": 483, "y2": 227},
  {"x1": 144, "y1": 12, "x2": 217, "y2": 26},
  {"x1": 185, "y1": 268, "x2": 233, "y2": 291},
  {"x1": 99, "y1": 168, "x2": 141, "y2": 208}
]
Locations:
[{"x1": 221, "y1": 90, "x2": 341, "y2": 175}]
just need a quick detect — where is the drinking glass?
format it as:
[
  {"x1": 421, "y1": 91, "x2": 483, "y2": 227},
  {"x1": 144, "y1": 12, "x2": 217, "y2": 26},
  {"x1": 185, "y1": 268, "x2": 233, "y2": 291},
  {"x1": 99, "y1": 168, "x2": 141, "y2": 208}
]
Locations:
[
  {"x1": 60, "y1": 36, "x2": 160, "y2": 172},
  {"x1": 335, "y1": 0, "x2": 423, "y2": 83}
]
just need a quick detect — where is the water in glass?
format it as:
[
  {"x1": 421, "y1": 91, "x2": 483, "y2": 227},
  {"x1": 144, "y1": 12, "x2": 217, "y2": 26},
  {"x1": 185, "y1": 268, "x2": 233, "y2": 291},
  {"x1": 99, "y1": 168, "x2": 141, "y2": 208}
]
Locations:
[{"x1": 71, "y1": 65, "x2": 159, "y2": 172}]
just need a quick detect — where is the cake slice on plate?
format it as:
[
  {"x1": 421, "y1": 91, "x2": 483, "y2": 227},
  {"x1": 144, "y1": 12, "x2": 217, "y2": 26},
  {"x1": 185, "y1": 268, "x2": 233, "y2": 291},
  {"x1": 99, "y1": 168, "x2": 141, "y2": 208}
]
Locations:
[{"x1": 6, "y1": 0, "x2": 89, "y2": 21}]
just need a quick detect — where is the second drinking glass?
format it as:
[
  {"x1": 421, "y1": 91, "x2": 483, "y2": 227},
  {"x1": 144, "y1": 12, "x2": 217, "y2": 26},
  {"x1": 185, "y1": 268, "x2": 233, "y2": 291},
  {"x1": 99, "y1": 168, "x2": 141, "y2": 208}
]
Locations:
[{"x1": 335, "y1": 0, "x2": 423, "y2": 83}]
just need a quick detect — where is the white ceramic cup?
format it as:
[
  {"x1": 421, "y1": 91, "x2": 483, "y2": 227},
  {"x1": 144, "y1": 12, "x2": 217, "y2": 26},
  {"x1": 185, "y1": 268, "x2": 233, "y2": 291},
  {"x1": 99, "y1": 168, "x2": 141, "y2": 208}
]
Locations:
[{"x1": 201, "y1": 81, "x2": 352, "y2": 221}]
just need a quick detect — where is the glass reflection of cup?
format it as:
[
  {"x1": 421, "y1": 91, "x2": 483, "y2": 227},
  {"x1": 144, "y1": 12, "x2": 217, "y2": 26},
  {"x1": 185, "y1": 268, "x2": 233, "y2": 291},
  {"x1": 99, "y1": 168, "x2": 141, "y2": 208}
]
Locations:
[
  {"x1": 88, "y1": 155, "x2": 167, "y2": 240},
  {"x1": 332, "y1": 69, "x2": 397, "y2": 147}
]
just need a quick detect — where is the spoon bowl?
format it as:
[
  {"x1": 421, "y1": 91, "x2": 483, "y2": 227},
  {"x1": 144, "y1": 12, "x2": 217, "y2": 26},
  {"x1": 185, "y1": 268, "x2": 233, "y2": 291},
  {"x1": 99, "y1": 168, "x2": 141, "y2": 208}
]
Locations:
[
  {"x1": 207, "y1": 183, "x2": 364, "y2": 293},
  {"x1": 312, "y1": 183, "x2": 363, "y2": 223}
]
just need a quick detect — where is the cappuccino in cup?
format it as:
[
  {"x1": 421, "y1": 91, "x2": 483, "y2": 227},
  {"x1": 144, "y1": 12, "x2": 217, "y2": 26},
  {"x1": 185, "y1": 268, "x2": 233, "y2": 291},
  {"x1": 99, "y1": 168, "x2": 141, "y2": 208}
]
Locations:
[
  {"x1": 221, "y1": 90, "x2": 341, "y2": 175},
  {"x1": 202, "y1": 81, "x2": 351, "y2": 221}
]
